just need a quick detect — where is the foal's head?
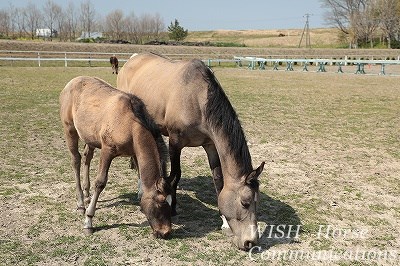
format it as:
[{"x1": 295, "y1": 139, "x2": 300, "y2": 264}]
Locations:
[{"x1": 140, "y1": 178, "x2": 172, "y2": 238}]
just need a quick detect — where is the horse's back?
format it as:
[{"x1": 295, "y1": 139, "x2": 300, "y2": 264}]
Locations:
[{"x1": 118, "y1": 53, "x2": 210, "y2": 140}]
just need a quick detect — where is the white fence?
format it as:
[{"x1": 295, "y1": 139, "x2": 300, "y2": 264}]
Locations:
[
  {"x1": 1, "y1": 50, "x2": 400, "y2": 75},
  {"x1": 0, "y1": 50, "x2": 215, "y2": 67},
  {"x1": 0, "y1": 51, "x2": 132, "y2": 67}
]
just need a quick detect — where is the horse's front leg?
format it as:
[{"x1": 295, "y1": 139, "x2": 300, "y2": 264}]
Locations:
[
  {"x1": 84, "y1": 149, "x2": 113, "y2": 235},
  {"x1": 203, "y1": 144, "x2": 223, "y2": 196},
  {"x1": 82, "y1": 144, "x2": 95, "y2": 205},
  {"x1": 168, "y1": 134, "x2": 183, "y2": 216},
  {"x1": 203, "y1": 144, "x2": 229, "y2": 230}
]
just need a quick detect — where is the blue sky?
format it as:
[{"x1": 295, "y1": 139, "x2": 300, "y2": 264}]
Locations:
[{"x1": 1, "y1": 0, "x2": 327, "y2": 30}]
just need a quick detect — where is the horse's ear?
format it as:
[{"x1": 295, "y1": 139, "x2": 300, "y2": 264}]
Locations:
[{"x1": 245, "y1": 162, "x2": 265, "y2": 187}]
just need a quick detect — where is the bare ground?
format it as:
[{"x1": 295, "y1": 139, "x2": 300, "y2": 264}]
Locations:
[{"x1": 0, "y1": 65, "x2": 399, "y2": 265}]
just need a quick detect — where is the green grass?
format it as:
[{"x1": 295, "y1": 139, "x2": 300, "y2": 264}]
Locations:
[{"x1": 0, "y1": 66, "x2": 399, "y2": 265}]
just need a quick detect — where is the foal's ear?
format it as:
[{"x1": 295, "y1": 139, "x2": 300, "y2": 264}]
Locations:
[
  {"x1": 155, "y1": 178, "x2": 166, "y2": 193},
  {"x1": 156, "y1": 178, "x2": 171, "y2": 194},
  {"x1": 245, "y1": 162, "x2": 265, "y2": 186}
]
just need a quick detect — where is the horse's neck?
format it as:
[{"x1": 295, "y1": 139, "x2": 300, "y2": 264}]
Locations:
[{"x1": 211, "y1": 131, "x2": 252, "y2": 182}]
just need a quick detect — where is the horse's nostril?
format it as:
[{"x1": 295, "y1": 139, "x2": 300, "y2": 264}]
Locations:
[
  {"x1": 153, "y1": 229, "x2": 171, "y2": 239},
  {"x1": 244, "y1": 241, "x2": 255, "y2": 250}
]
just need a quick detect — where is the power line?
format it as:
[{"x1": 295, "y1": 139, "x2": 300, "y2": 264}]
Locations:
[{"x1": 298, "y1": 13, "x2": 312, "y2": 48}]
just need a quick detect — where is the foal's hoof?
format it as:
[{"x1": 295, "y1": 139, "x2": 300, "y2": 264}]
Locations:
[{"x1": 84, "y1": 228, "x2": 94, "y2": 235}]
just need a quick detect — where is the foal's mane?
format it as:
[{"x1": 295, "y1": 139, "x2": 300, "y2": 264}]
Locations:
[
  {"x1": 197, "y1": 61, "x2": 253, "y2": 176},
  {"x1": 128, "y1": 94, "x2": 168, "y2": 178}
]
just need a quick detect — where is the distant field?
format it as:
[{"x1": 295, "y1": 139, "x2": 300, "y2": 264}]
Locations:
[
  {"x1": 0, "y1": 65, "x2": 399, "y2": 265},
  {"x1": 1, "y1": 27, "x2": 400, "y2": 65},
  {"x1": 187, "y1": 28, "x2": 341, "y2": 48}
]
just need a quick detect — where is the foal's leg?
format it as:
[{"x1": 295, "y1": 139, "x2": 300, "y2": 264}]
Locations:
[
  {"x1": 82, "y1": 144, "x2": 95, "y2": 204},
  {"x1": 84, "y1": 149, "x2": 113, "y2": 234},
  {"x1": 168, "y1": 134, "x2": 183, "y2": 216},
  {"x1": 64, "y1": 127, "x2": 85, "y2": 213}
]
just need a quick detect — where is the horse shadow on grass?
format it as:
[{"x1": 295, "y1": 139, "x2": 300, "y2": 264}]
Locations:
[
  {"x1": 179, "y1": 175, "x2": 302, "y2": 248},
  {"x1": 95, "y1": 175, "x2": 301, "y2": 249},
  {"x1": 93, "y1": 192, "x2": 146, "y2": 232}
]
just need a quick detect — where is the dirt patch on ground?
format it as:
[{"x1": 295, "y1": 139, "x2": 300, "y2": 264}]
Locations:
[{"x1": 0, "y1": 66, "x2": 399, "y2": 265}]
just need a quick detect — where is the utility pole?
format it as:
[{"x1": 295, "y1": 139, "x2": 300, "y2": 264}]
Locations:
[{"x1": 298, "y1": 13, "x2": 312, "y2": 48}]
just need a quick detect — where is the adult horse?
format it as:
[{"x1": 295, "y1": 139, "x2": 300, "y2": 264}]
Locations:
[
  {"x1": 60, "y1": 76, "x2": 172, "y2": 238},
  {"x1": 117, "y1": 53, "x2": 265, "y2": 250},
  {"x1": 110, "y1": 55, "x2": 119, "y2": 74}
]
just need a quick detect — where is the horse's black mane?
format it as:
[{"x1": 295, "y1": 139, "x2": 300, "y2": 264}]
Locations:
[
  {"x1": 199, "y1": 61, "x2": 253, "y2": 176},
  {"x1": 128, "y1": 94, "x2": 168, "y2": 178}
]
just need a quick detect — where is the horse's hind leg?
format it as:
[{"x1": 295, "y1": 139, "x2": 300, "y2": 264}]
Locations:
[
  {"x1": 84, "y1": 149, "x2": 113, "y2": 234},
  {"x1": 64, "y1": 127, "x2": 85, "y2": 214},
  {"x1": 83, "y1": 144, "x2": 95, "y2": 204}
]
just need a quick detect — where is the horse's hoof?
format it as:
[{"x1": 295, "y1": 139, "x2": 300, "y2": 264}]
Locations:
[
  {"x1": 84, "y1": 228, "x2": 94, "y2": 235},
  {"x1": 84, "y1": 197, "x2": 91, "y2": 205},
  {"x1": 77, "y1": 206, "x2": 86, "y2": 215}
]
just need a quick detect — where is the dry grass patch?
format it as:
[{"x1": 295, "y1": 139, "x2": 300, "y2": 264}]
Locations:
[{"x1": 0, "y1": 66, "x2": 399, "y2": 265}]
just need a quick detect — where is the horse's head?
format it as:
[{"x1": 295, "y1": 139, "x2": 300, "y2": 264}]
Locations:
[
  {"x1": 140, "y1": 178, "x2": 172, "y2": 239},
  {"x1": 218, "y1": 162, "x2": 264, "y2": 251}
]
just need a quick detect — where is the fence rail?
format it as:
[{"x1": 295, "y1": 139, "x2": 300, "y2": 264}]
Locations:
[
  {"x1": 0, "y1": 50, "x2": 211, "y2": 67},
  {"x1": 1, "y1": 50, "x2": 400, "y2": 75},
  {"x1": 233, "y1": 56, "x2": 400, "y2": 75}
]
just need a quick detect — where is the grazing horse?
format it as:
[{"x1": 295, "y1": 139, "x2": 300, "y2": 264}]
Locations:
[
  {"x1": 110, "y1": 55, "x2": 119, "y2": 74},
  {"x1": 117, "y1": 52, "x2": 265, "y2": 250},
  {"x1": 59, "y1": 76, "x2": 172, "y2": 238}
]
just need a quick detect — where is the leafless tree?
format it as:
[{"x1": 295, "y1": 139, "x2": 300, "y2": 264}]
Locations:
[
  {"x1": 123, "y1": 12, "x2": 140, "y2": 44},
  {"x1": 355, "y1": 1, "x2": 380, "y2": 47},
  {"x1": 0, "y1": 8, "x2": 11, "y2": 37},
  {"x1": 64, "y1": 1, "x2": 79, "y2": 41},
  {"x1": 80, "y1": 0, "x2": 96, "y2": 38},
  {"x1": 321, "y1": 0, "x2": 372, "y2": 47},
  {"x1": 43, "y1": 0, "x2": 61, "y2": 40},
  {"x1": 15, "y1": 6, "x2": 27, "y2": 39},
  {"x1": 321, "y1": 0, "x2": 400, "y2": 48},
  {"x1": 375, "y1": 0, "x2": 400, "y2": 48},
  {"x1": 105, "y1": 9, "x2": 124, "y2": 40},
  {"x1": 152, "y1": 13, "x2": 165, "y2": 41},
  {"x1": 23, "y1": 3, "x2": 42, "y2": 40}
]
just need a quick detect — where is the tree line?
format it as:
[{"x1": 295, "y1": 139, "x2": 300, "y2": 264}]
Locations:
[
  {"x1": 322, "y1": 0, "x2": 400, "y2": 48},
  {"x1": 0, "y1": 0, "x2": 169, "y2": 44}
]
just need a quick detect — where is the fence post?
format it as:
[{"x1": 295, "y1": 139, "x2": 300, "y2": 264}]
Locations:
[
  {"x1": 37, "y1": 52, "x2": 41, "y2": 67},
  {"x1": 65, "y1": 53, "x2": 68, "y2": 67}
]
